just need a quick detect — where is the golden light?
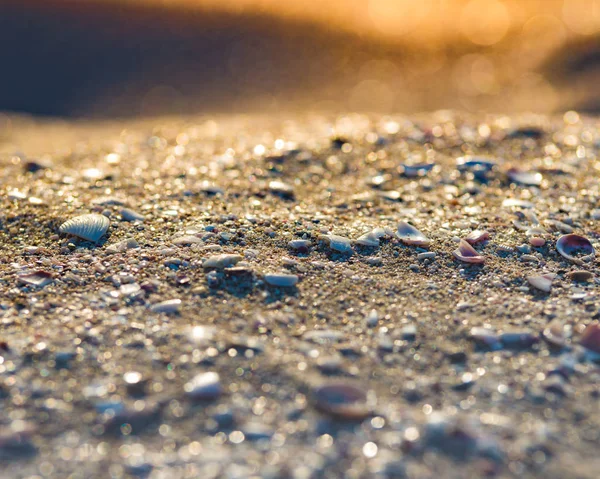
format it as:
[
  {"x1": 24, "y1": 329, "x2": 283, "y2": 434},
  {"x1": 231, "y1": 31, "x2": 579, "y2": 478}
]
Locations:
[
  {"x1": 460, "y1": 0, "x2": 511, "y2": 45},
  {"x1": 562, "y1": 0, "x2": 600, "y2": 35}
]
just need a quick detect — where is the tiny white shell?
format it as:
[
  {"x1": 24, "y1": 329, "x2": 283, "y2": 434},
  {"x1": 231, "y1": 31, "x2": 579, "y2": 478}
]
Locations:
[
  {"x1": 396, "y1": 222, "x2": 430, "y2": 246},
  {"x1": 59, "y1": 214, "x2": 110, "y2": 243},
  {"x1": 527, "y1": 273, "x2": 556, "y2": 293},
  {"x1": 355, "y1": 227, "x2": 387, "y2": 247},
  {"x1": 453, "y1": 240, "x2": 485, "y2": 264}
]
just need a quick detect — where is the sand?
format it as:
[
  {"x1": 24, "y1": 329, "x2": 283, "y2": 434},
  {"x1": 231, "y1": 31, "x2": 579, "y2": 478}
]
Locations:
[{"x1": 0, "y1": 111, "x2": 599, "y2": 478}]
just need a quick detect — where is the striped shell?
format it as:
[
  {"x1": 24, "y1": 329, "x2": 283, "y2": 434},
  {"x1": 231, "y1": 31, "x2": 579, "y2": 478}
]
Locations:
[{"x1": 59, "y1": 214, "x2": 110, "y2": 242}]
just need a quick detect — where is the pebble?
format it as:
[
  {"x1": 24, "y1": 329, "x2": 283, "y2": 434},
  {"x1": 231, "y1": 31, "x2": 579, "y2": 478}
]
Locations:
[
  {"x1": 417, "y1": 252, "x2": 436, "y2": 261},
  {"x1": 288, "y1": 239, "x2": 311, "y2": 253},
  {"x1": 313, "y1": 382, "x2": 374, "y2": 419},
  {"x1": 303, "y1": 330, "x2": 345, "y2": 344},
  {"x1": 264, "y1": 273, "x2": 299, "y2": 287},
  {"x1": 184, "y1": 372, "x2": 222, "y2": 400},
  {"x1": 149, "y1": 299, "x2": 181, "y2": 314},
  {"x1": 203, "y1": 254, "x2": 243, "y2": 269}
]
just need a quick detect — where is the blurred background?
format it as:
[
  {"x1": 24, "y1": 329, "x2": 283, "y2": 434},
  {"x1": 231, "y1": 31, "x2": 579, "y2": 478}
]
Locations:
[{"x1": 0, "y1": 0, "x2": 599, "y2": 118}]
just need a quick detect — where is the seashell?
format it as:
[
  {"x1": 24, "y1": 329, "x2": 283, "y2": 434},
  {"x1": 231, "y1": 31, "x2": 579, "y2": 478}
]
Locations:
[
  {"x1": 355, "y1": 227, "x2": 387, "y2": 247},
  {"x1": 314, "y1": 383, "x2": 375, "y2": 419},
  {"x1": 120, "y1": 208, "x2": 145, "y2": 222},
  {"x1": 456, "y1": 156, "x2": 496, "y2": 182},
  {"x1": 202, "y1": 254, "x2": 242, "y2": 269},
  {"x1": 288, "y1": 239, "x2": 311, "y2": 253},
  {"x1": 149, "y1": 299, "x2": 181, "y2": 314},
  {"x1": 396, "y1": 222, "x2": 430, "y2": 246},
  {"x1": 568, "y1": 270, "x2": 593, "y2": 282},
  {"x1": 502, "y1": 198, "x2": 534, "y2": 209},
  {"x1": 400, "y1": 163, "x2": 435, "y2": 178},
  {"x1": 469, "y1": 327, "x2": 501, "y2": 349},
  {"x1": 507, "y1": 168, "x2": 542, "y2": 186},
  {"x1": 172, "y1": 235, "x2": 203, "y2": 246},
  {"x1": 556, "y1": 234, "x2": 595, "y2": 264},
  {"x1": 453, "y1": 240, "x2": 485, "y2": 264},
  {"x1": 525, "y1": 226, "x2": 547, "y2": 236},
  {"x1": 543, "y1": 320, "x2": 569, "y2": 349},
  {"x1": 17, "y1": 270, "x2": 53, "y2": 287},
  {"x1": 268, "y1": 180, "x2": 295, "y2": 199},
  {"x1": 59, "y1": 214, "x2": 110, "y2": 243},
  {"x1": 546, "y1": 219, "x2": 573, "y2": 234},
  {"x1": 580, "y1": 323, "x2": 600, "y2": 353},
  {"x1": 322, "y1": 234, "x2": 353, "y2": 254},
  {"x1": 465, "y1": 230, "x2": 489, "y2": 245},
  {"x1": 527, "y1": 273, "x2": 556, "y2": 293},
  {"x1": 264, "y1": 273, "x2": 299, "y2": 287},
  {"x1": 184, "y1": 372, "x2": 222, "y2": 400},
  {"x1": 105, "y1": 238, "x2": 139, "y2": 254}
]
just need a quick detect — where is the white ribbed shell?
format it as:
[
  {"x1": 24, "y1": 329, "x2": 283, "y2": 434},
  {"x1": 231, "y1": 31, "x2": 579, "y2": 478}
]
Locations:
[{"x1": 59, "y1": 214, "x2": 110, "y2": 242}]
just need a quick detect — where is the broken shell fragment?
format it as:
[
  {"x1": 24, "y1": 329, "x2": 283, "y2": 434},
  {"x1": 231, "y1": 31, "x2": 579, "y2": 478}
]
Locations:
[
  {"x1": 17, "y1": 271, "x2": 53, "y2": 287},
  {"x1": 527, "y1": 273, "x2": 556, "y2": 293},
  {"x1": 314, "y1": 383, "x2": 374, "y2": 420},
  {"x1": 465, "y1": 230, "x2": 489, "y2": 245},
  {"x1": 507, "y1": 168, "x2": 542, "y2": 186},
  {"x1": 396, "y1": 222, "x2": 430, "y2": 246},
  {"x1": 556, "y1": 234, "x2": 595, "y2": 264},
  {"x1": 568, "y1": 270, "x2": 593, "y2": 282},
  {"x1": 322, "y1": 234, "x2": 353, "y2": 254},
  {"x1": 203, "y1": 254, "x2": 243, "y2": 269},
  {"x1": 59, "y1": 214, "x2": 110, "y2": 243},
  {"x1": 106, "y1": 238, "x2": 139, "y2": 254},
  {"x1": 355, "y1": 228, "x2": 387, "y2": 247},
  {"x1": 453, "y1": 240, "x2": 485, "y2": 264}
]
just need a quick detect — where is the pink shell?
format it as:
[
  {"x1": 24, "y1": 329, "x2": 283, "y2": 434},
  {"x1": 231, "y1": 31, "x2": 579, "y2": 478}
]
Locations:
[
  {"x1": 465, "y1": 230, "x2": 489, "y2": 245},
  {"x1": 453, "y1": 240, "x2": 485, "y2": 264},
  {"x1": 580, "y1": 323, "x2": 600, "y2": 353}
]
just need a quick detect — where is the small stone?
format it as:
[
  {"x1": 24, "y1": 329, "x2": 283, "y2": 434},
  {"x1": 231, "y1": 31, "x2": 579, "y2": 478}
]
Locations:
[
  {"x1": 314, "y1": 383, "x2": 374, "y2": 419},
  {"x1": 149, "y1": 299, "x2": 181, "y2": 314},
  {"x1": 264, "y1": 273, "x2": 299, "y2": 287},
  {"x1": 203, "y1": 254, "x2": 242, "y2": 269},
  {"x1": 365, "y1": 309, "x2": 378, "y2": 328}
]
